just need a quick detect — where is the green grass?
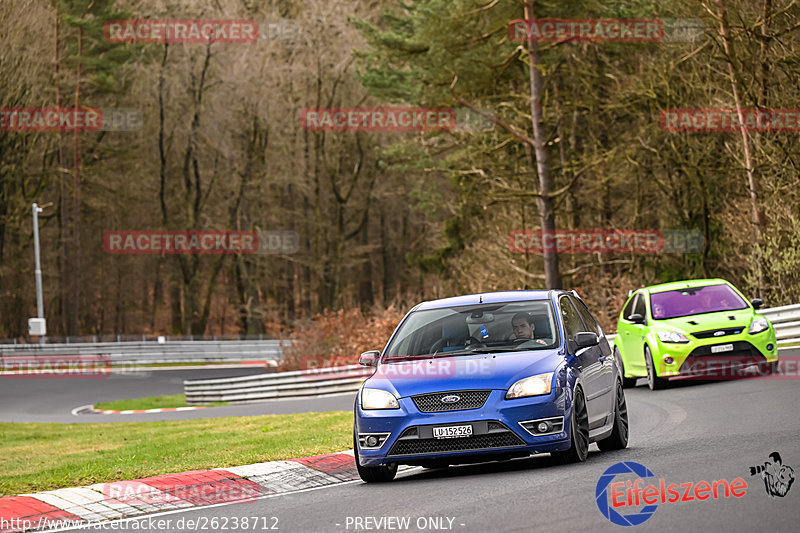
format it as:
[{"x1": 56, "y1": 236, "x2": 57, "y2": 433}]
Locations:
[
  {"x1": 0, "y1": 411, "x2": 353, "y2": 496},
  {"x1": 94, "y1": 394, "x2": 228, "y2": 411}
]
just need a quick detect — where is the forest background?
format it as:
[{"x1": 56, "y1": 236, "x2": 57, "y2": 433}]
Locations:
[{"x1": 1, "y1": 0, "x2": 798, "y2": 359}]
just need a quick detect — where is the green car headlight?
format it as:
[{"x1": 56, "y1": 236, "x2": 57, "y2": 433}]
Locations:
[
  {"x1": 749, "y1": 317, "x2": 769, "y2": 335},
  {"x1": 657, "y1": 331, "x2": 689, "y2": 343},
  {"x1": 506, "y1": 373, "x2": 553, "y2": 399}
]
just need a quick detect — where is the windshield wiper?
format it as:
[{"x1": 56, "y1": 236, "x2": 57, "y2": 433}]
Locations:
[
  {"x1": 382, "y1": 354, "x2": 435, "y2": 363},
  {"x1": 431, "y1": 349, "x2": 476, "y2": 357},
  {"x1": 467, "y1": 347, "x2": 520, "y2": 354}
]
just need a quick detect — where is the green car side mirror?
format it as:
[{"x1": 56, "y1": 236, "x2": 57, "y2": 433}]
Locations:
[{"x1": 628, "y1": 313, "x2": 646, "y2": 325}]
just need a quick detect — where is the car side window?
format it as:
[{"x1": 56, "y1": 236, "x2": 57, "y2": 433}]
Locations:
[
  {"x1": 633, "y1": 293, "x2": 647, "y2": 318},
  {"x1": 559, "y1": 297, "x2": 584, "y2": 342},
  {"x1": 621, "y1": 294, "x2": 636, "y2": 319},
  {"x1": 573, "y1": 297, "x2": 601, "y2": 335}
]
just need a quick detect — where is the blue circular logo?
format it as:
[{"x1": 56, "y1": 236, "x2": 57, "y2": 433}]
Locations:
[{"x1": 596, "y1": 462, "x2": 658, "y2": 526}]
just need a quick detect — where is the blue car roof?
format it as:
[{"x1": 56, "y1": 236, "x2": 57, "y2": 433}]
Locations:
[{"x1": 414, "y1": 290, "x2": 555, "y2": 311}]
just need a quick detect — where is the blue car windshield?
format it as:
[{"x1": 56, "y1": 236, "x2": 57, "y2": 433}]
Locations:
[
  {"x1": 649, "y1": 284, "x2": 748, "y2": 320},
  {"x1": 383, "y1": 300, "x2": 559, "y2": 361}
]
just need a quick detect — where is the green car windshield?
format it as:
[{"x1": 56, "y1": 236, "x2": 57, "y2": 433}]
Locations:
[
  {"x1": 383, "y1": 300, "x2": 559, "y2": 361},
  {"x1": 649, "y1": 284, "x2": 749, "y2": 320}
]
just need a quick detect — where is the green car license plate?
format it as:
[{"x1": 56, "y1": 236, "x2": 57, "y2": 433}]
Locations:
[{"x1": 711, "y1": 343, "x2": 734, "y2": 354}]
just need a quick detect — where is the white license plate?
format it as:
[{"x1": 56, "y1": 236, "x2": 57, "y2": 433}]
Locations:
[
  {"x1": 433, "y1": 425, "x2": 473, "y2": 439},
  {"x1": 711, "y1": 343, "x2": 734, "y2": 354}
]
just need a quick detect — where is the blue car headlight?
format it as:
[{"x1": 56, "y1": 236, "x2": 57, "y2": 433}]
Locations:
[
  {"x1": 361, "y1": 388, "x2": 399, "y2": 410},
  {"x1": 506, "y1": 372, "x2": 553, "y2": 399},
  {"x1": 657, "y1": 331, "x2": 689, "y2": 343},
  {"x1": 749, "y1": 317, "x2": 769, "y2": 335}
]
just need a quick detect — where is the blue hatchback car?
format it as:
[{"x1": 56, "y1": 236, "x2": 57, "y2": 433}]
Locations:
[{"x1": 353, "y1": 290, "x2": 629, "y2": 482}]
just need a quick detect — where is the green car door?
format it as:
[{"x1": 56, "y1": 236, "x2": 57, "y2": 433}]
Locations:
[{"x1": 616, "y1": 291, "x2": 648, "y2": 376}]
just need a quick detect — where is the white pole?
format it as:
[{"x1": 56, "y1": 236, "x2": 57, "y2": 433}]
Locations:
[{"x1": 32, "y1": 203, "x2": 44, "y2": 318}]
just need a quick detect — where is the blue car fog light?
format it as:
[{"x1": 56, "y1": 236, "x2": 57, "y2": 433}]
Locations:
[
  {"x1": 358, "y1": 433, "x2": 390, "y2": 449},
  {"x1": 519, "y1": 416, "x2": 564, "y2": 436}
]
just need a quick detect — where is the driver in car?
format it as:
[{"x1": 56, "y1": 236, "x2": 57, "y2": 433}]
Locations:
[{"x1": 511, "y1": 312, "x2": 547, "y2": 345}]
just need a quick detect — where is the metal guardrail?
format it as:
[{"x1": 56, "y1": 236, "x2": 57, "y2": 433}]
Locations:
[
  {"x1": 0, "y1": 334, "x2": 279, "y2": 344},
  {"x1": 0, "y1": 340, "x2": 287, "y2": 366},
  {"x1": 760, "y1": 304, "x2": 800, "y2": 345},
  {"x1": 184, "y1": 364, "x2": 372, "y2": 405},
  {"x1": 183, "y1": 304, "x2": 800, "y2": 405}
]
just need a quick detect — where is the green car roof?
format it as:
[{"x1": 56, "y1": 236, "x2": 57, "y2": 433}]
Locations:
[{"x1": 642, "y1": 278, "x2": 730, "y2": 294}]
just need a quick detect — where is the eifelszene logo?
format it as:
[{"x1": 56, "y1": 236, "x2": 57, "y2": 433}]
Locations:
[
  {"x1": 596, "y1": 462, "x2": 659, "y2": 526},
  {"x1": 596, "y1": 461, "x2": 748, "y2": 526}
]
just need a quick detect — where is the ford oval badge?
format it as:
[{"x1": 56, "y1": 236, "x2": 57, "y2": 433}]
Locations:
[{"x1": 441, "y1": 395, "x2": 461, "y2": 404}]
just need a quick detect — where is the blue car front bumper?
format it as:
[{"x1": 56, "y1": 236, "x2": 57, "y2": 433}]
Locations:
[{"x1": 355, "y1": 388, "x2": 572, "y2": 466}]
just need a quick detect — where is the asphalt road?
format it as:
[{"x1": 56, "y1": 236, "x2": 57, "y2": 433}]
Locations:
[
  {"x1": 52, "y1": 355, "x2": 800, "y2": 532},
  {"x1": 0, "y1": 367, "x2": 355, "y2": 423}
]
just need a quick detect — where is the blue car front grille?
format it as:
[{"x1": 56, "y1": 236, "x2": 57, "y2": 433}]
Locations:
[
  {"x1": 411, "y1": 390, "x2": 491, "y2": 412},
  {"x1": 387, "y1": 421, "x2": 525, "y2": 456}
]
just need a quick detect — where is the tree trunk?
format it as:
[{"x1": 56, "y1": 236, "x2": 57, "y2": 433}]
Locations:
[
  {"x1": 714, "y1": 0, "x2": 765, "y2": 298},
  {"x1": 524, "y1": 0, "x2": 561, "y2": 289}
]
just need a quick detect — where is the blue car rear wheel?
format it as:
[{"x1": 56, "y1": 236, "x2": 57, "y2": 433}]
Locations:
[{"x1": 597, "y1": 381, "x2": 629, "y2": 451}]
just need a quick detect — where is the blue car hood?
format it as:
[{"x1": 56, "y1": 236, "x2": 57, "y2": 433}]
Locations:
[{"x1": 365, "y1": 350, "x2": 564, "y2": 398}]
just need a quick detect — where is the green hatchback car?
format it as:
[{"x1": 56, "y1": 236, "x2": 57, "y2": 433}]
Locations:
[{"x1": 614, "y1": 279, "x2": 778, "y2": 390}]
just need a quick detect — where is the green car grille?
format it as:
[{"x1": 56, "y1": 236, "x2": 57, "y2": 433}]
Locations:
[{"x1": 691, "y1": 327, "x2": 745, "y2": 339}]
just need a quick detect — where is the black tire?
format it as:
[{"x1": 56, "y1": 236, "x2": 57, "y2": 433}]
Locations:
[
  {"x1": 645, "y1": 346, "x2": 668, "y2": 390},
  {"x1": 597, "y1": 381, "x2": 629, "y2": 451},
  {"x1": 353, "y1": 433, "x2": 397, "y2": 483},
  {"x1": 552, "y1": 387, "x2": 590, "y2": 464},
  {"x1": 615, "y1": 347, "x2": 638, "y2": 388}
]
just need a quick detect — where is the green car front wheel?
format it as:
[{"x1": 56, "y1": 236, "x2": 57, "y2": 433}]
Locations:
[{"x1": 645, "y1": 346, "x2": 668, "y2": 390}]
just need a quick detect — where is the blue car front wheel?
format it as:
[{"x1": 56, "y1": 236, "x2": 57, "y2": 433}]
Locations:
[
  {"x1": 354, "y1": 432, "x2": 397, "y2": 482},
  {"x1": 551, "y1": 387, "x2": 589, "y2": 464}
]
